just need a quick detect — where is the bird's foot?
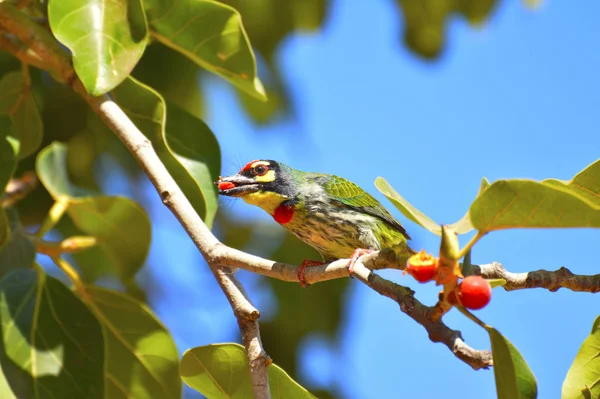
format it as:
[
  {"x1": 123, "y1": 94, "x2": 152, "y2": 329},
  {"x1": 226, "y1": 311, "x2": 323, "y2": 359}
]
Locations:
[
  {"x1": 347, "y1": 248, "x2": 374, "y2": 277},
  {"x1": 298, "y1": 260, "x2": 325, "y2": 288}
]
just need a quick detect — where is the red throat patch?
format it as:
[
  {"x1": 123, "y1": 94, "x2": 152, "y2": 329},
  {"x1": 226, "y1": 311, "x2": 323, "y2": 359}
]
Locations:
[{"x1": 273, "y1": 203, "x2": 294, "y2": 224}]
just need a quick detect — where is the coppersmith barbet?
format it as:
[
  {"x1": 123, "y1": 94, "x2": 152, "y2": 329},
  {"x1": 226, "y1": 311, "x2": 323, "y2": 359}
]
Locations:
[{"x1": 216, "y1": 160, "x2": 413, "y2": 286}]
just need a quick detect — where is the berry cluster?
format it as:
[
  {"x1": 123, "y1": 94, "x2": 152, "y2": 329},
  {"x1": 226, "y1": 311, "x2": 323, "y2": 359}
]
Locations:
[{"x1": 405, "y1": 250, "x2": 492, "y2": 310}]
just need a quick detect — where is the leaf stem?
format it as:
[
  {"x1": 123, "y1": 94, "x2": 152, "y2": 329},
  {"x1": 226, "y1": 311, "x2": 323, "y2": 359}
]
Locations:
[
  {"x1": 33, "y1": 235, "x2": 97, "y2": 257},
  {"x1": 51, "y1": 256, "x2": 86, "y2": 295},
  {"x1": 35, "y1": 197, "x2": 69, "y2": 238},
  {"x1": 456, "y1": 305, "x2": 488, "y2": 330},
  {"x1": 457, "y1": 232, "x2": 485, "y2": 260}
]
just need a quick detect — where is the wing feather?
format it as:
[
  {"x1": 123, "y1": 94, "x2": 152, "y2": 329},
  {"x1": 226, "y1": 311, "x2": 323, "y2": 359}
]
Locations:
[{"x1": 313, "y1": 174, "x2": 411, "y2": 240}]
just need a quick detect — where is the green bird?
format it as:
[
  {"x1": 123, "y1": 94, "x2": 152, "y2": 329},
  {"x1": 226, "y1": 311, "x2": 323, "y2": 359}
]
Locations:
[{"x1": 217, "y1": 160, "x2": 414, "y2": 286}]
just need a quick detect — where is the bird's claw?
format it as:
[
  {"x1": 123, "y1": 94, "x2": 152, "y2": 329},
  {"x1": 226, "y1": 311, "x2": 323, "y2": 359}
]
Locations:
[
  {"x1": 297, "y1": 260, "x2": 324, "y2": 288},
  {"x1": 347, "y1": 248, "x2": 374, "y2": 278}
]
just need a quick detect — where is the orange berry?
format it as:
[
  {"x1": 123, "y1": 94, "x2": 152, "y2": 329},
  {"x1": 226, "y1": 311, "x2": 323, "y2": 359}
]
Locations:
[
  {"x1": 406, "y1": 250, "x2": 438, "y2": 283},
  {"x1": 458, "y1": 276, "x2": 492, "y2": 310}
]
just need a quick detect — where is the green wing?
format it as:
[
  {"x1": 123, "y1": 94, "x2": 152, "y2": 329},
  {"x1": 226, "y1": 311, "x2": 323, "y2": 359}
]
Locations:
[{"x1": 315, "y1": 174, "x2": 410, "y2": 239}]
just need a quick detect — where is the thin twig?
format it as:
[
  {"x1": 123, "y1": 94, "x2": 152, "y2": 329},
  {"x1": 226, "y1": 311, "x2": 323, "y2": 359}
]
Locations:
[{"x1": 477, "y1": 262, "x2": 600, "y2": 293}]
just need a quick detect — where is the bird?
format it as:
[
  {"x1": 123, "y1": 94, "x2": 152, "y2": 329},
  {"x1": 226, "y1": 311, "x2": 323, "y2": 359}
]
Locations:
[{"x1": 216, "y1": 160, "x2": 414, "y2": 287}]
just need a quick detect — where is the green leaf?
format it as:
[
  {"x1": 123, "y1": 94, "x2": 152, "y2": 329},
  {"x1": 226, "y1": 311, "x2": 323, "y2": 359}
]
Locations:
[
  {"x1": 81, "y1": 286, "x2": 180, "y2": 399},
  {"x1": 375, "y1": 177, "x2": 441, "y2": 235},
  {"x1": 108, "y1": 77, "x2": 220, "y2": 228},
  {"x1": 0, "y1": 269, "x2": 104, "y2": 398},
  {"x1": 544, "y1": 158, "x2": 600, "y2": 207},
  {"x1": 562, "y1": 315, "x2": 600, "y2": 399},
  {"x1": 0, "y1": 208, "x2": 35, "y2": 278},
  {"x1": 48, "y1": 0, "x2": 149, "y2": 95},
  {"x1": 164, "y1": 102, "x2": 220, "y2": 227},
  {"x1": 486, "y1": 326, "x2": 537, "y2": 399},
  {"x1": 181, "y1": 343, "x2": 316, "y2": 398},
  {"x1": 470, "y1": 180, "x2": 600, "y2": 232},
  {"x1": 36, "y1": 143, "x2": 151, "y2": 281},
  {"x1": 144, "y1": 0, "x2": 266, "y2": 100},
  {"x1": 0, "y1": 71, "x2": 43, "y2": 159},
  {"x1": 461, "y1": 248, "x2": 474, "y2": 277},
  {"x1": 449, "y1": 177, "x2": 490, "y2": 235}
]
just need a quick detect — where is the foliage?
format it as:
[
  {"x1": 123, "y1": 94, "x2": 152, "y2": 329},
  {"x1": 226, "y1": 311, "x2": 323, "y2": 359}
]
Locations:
[{"x1": 0, "y1": 0, "x2": 595, "y2": 398}]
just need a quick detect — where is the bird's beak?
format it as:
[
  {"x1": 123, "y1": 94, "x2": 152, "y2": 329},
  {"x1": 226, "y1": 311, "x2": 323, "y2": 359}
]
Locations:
[{"x1": 215, "y1": 174, "x2": 261, "y2": 197}]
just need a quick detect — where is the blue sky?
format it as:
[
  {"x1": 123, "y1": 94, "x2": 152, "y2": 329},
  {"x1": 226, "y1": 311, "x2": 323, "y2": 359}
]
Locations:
[{"x1": 146, "y1": 1, "x2": 600, "y2": 398}]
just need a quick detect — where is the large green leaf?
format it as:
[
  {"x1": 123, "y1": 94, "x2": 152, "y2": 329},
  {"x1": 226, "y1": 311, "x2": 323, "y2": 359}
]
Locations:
[
  {"x1": 544, "y1": 158, "x2": 600, "y2": 206},
  {"x1": 470, "y1": 180, "x2": 600, "y2": 232},
  {"x1": 180, "y1": 343, "x2": 316, "y2": 398},
  {"x1": 0, "y1": 269, "x2": 104, "y2": 398},
  {"x1": 0, "y1": 71, "x2": 43, "y2": 159},
  {"x1": 82, "y1": 286, "x2": 180, "y2": 399},
  {"x1": 144, "y1": 0, "x2": 266, "y2": 100},
  {"x1": 562, "y1": 315, "x2": 600, "y2": 399},
  {"x1": 0, "y1": 208, "x2": 35, "y2": 279},
  {"x1": 48, "y1": 0, "x2": 149, "y2": 95},
  {"x1": 36, "y1": 143, "x2": 151, "y2": 281},
  {"x1": 469, "y1": 158, "x2": 600, "y2": 232},
  {"x1": 487, "y1": 326, "x2": 537, "y2": 399},
  {"x1": 108, "y1": 77, "x2": 220, "y2": 228},
  {"x1": 375, "y1": 176, "x2": 441, "y2": 235}
]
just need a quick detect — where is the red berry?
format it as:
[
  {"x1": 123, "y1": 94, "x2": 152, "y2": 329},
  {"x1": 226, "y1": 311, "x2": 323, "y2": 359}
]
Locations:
[
  {"x1": 218, "y1": 181, "x2": 236, "y2": 191},
  {"x1": 406, "y1": 251, "x2": 438, "y2": 283},
  {"x1": 458, "y1": 276, "x2": 492, "y2": 310}
]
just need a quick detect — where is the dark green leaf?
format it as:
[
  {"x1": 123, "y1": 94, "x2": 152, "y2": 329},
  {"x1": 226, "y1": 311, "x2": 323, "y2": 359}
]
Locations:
[
  {"x1": 110, "y1": 77, "x2": 220, "y2": 228},
  {"x1": 375, "y1": 176, "x2": 441, "y2": 235},
  {"x1": 82, "y1": 286, "x2": 180, "y2": 399},
  {"x1": 48, "y1": 0, "x2": 149, "y2": 95},
  {"x1": 0, "y1": 71, "x2": 43, "y2": 159},
  {"x1": 180, "y1": 343, "x2": 315, "y2": 398},
  {"x1": 164, "y1": 102, "x2": 220, "y2": 227},
  {"x1": 461, "y1": 249, "x2": 474, "y2": 277},
  {"x1": 487, "y1": 326, "x2": 537, "y2": 399},
  {"x1": 0, "y1": 208, "x2": 35, "y2": 279},
  {"x1": 36, "y1": 143, "x2": 151, "y2": 281},
  {"x1": 0, "y1": 269, "x2": 104, "y2": 398},
  {"x1": 144, "y1": 0, "x2": 266, "y2": 100},
  {"x1": 562, "y1": 315, "x2": 600, "y2": 399},
  {"x1": 133, "y1": 43, "x2": 205, "y2": 118}
]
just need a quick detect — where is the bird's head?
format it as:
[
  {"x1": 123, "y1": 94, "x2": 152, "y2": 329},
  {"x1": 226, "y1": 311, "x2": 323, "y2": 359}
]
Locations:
[{"x1": 216, "y1": 160, "x2": 296, "y2": 213}]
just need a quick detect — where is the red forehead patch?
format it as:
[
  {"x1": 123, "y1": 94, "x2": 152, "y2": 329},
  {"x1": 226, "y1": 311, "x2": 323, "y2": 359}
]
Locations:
[{"x1": 241, "y1": 160, "x2": 261, "y2": 172}]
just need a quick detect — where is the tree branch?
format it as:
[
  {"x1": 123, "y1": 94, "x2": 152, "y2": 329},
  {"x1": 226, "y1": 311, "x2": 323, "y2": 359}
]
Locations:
[
  {"x1": 0, "y1": 5, "x2": 272, "y2": 398},
  {"x1": 350, "y1": 259, "x2": 493, "y2": 370},
  {"x1": 6, "y1": 1, "x2": 597, "y2": 385},
  {"x1": 477, "y1": 262, "x2": 600, "y2": 293}
]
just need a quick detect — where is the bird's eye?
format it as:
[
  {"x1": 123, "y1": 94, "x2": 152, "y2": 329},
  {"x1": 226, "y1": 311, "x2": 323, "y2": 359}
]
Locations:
[{"x1": 254, "y1": 165, "x2": 268, "y2": 176}]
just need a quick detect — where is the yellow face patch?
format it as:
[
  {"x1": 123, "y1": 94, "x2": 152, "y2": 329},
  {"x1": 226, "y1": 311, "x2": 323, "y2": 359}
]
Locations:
[
  {"x1": 255, "y1": 169, "x2": 275, "y2": 183},
  {"x1": 243, "y1": 191, "x2": 287, "y2": 214}
]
